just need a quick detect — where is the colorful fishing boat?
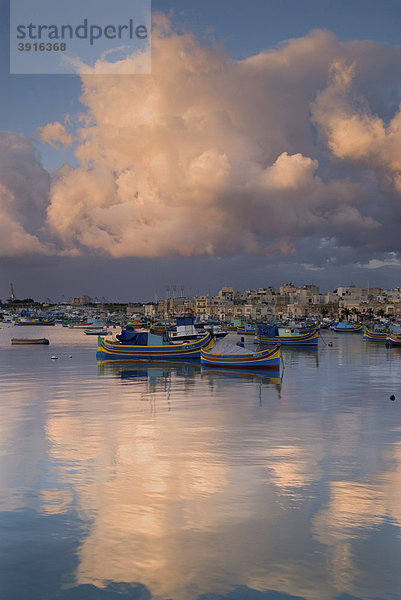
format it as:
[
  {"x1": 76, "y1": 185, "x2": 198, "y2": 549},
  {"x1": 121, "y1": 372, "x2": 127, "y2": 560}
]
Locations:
[
  {"x1": 363, "y1": 327, "x2": 387, "y2": 342},
  {"x1": 385, "y1": 332, "x2": 401, "y2": 347},
  {"x1": 14, "y1": 318, "x2": 55, "y2": 326},
  {"x1": 222, "y1": 323, "x2": 237, "y2": 331},
  {"x1": 201, "y1": 340, "x2": 280, "y2": 370},
  {"x1": 330, "y1": 322, "x2": 363, "y2": 333},
  {"x1": 255, "y1": 325, "x2": 319, "y2": 346},
  {"x1": 236, "y1": 326, "x2": 256, "y2": 335},
  {"x1": 97, "y1": 328, "x2": 213, "y2": 361}
]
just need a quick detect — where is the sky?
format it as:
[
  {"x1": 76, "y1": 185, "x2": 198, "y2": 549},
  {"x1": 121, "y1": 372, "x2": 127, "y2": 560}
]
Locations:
[{"x1": 1, "y1": 0, "x2": 401, "y2": 302}]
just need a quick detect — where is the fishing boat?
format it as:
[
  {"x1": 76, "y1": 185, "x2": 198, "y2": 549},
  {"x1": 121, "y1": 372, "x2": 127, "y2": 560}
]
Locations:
[
  {"x1": 330, "y1": 322, "x2": 363, "y2": 333},
  {"x1": 11, "y1": 338, "x2": 49, "y2": 345},
  {"x1": 201, "y1": 339, "x2": 280, "y2": 370},
  {"x1": 385, "y1": 332, "x2": 401, "y2": 347},
  {"x1": 255, "y1": 325, "x2": 319, "y2": 346},
  {"x1": 204, "y1": 324, "x2": 228, "y2": 339},
  {"x1": 222, "y1": 323, "x2": 237, "y2": 331},
  {"x1": 363, "y1": 327, "x2": 387, "y2": 342},
  {"x1": 235, "y1": 318, "x2": 256, "y2": 335},
  {"x1": 168, "y1": 315, "x2": 207, "y2": 342},
  {"x1": 236, "y1": 325, "x2": 256, "y2": 335},
  {"x1": 97, "y1": 327, "x2": 213, "y2": 361},
  {"x1": 14, "y1": 318, "x2": 55, "y2": 326},
  {"x1": 84, "y1": 329, "x2": 109, "y2": 335}
]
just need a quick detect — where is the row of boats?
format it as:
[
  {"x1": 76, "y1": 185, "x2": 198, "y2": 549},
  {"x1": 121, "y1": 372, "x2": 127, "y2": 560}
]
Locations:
[
  {"x1": 8, "y1": 313, "x2": 401, "y2": 369},
  {"x1": 96, "y1": 316, "x2": 401, "y2": 370},
  {"x1": 96, "y1": 330, "x2": 282, "y2": 370},
  {"x1": 96, "y1": 316, "x2": 322, "y2": 370},
  {"x1": 363, "y1": 327, "x2": 401, "y2": 346}
]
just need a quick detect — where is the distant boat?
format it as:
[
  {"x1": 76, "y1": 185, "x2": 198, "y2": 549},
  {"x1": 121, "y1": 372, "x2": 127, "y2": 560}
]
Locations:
[
  {"x1": 363, "y1": 327, "x2": 387, "y2": 342},
  {"x1": 385, "y1": 332, "x2": 401, "y2": 347},
  {"x1": 222, "y1": 323, "x2": 237, "y2": 331},
  {"x1": 84, "y1": 329, "x2": 109, "y2": 335},
  {"x1": 68, "y1": 322, "x2": 95, "y2": 329},
  {"x1": 14, "y1": 318, "x2": 55, "y2": 326},
  {"x1": 204, "y1": 324, "x2": 228, "y2": 339},
  {"x1": 236, "y1": 325, "x2": 256, "y2": 335},
  {"x1": 201, "y1": 340, "x2": 280, "y2": 370},
  {"x1": 255, "y1": 325, "x2": 319, "y2": 346},
  {"x1": 11, "y1": 338, "x2": 49, "y2": 345},
  {"x1": 168, "y1": 315, "x2": 208, "y2": 343},
  {"x1": 97, "y1": 328, "x2": 213, "y2": 361},
  {"x1": 330, "y1": 323, "x2": 363, "y2": 333}
]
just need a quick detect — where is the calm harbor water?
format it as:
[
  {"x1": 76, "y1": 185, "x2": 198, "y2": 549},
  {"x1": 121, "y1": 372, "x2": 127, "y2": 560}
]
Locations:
[{"x1": 1, "y1": 325, "x2": 401, "y2": 600}]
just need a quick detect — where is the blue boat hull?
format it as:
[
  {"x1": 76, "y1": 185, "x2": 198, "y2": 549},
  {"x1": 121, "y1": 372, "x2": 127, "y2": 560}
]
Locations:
[
  {"x1": 255, "y1": 329, "x2": 319, "y2": 346},
  {"x1": 385, "y1": 333, "x2": 401, "y2": 347},
  {"x1": 236, "y1": 328, "x2": 256, "y2": 335},
  {"x1": 363, "y1": 328, "x2": 387, "y2": 341}
]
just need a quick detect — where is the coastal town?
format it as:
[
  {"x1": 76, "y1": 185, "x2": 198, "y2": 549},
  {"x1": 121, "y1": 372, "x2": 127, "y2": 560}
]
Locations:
[{"x1": 2, "y1": 283, "x2": 401, "y2": 323}]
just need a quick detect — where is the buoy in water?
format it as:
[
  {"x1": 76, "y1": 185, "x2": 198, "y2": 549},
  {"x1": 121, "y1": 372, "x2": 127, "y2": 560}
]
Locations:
[
  {"x1": 328, "y1": 342, "x2": 333, "y2": 347},
  {"x1": 390, "y1": 394, "x2": 396, "y2": 401}
]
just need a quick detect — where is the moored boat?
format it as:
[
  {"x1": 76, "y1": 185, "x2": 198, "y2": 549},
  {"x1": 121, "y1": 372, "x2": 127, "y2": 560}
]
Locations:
[
  {"x1": 168, "y1": 315, "x2": 207, "y2": 342},
  {"x1": 84, "y1": 329, "x2": 109, "y2": 335},
  {"x1": 385, "y1": 332, "x2": 401, "y2": 347},
  {"x1": 14, "y1": 318, "x2": 55, "y2": 326},
  {"x1": 11, "y1": 338, "x2": 49, "y2": 345},
  {"x1": 363, "y1": 327, "x2": 387, "y2": 342},
  {"x1": 255, "y1": 325, "x2": 319, "y2": 346},
  {"x1": 204, "y1": 324, "x2": 228, "y2": 339},
  {"x1": 201, "y1": 340, "x2": 280, "y2": 370},
  {"x1": 330, "y1": 322, "x2": 363, "y2": 333},
  {"x1": 97, "y1": 328, "x2": 213, "y2": 361},
  {"x1": 236, "y1": 326, "x2": 256, "y2": 335}
]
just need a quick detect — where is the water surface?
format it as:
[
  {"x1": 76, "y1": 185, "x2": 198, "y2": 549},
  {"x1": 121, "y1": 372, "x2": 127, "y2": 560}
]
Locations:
[{"x1": 1, "y1": 325, "x2": 401, "y2": 600}]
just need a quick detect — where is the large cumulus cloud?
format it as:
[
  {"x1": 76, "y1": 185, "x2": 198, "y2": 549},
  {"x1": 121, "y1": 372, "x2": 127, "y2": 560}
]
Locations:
[
  {"x1": 0, "y1": 132, "x2": 53, "y2": 256},
  {"x1": 5, "y1": 18, "x2": 401, "y2": 265}
]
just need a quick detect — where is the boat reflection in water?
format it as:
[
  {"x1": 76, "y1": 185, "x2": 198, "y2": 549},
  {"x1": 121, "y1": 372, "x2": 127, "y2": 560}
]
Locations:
[
  {"x1": 98, "y1": 361, "x2": 201, "y2": 379},
  {"x1": 97, "y1": 360, "x2": 201, "y2": 394},
  {"x1": 201, "y1": 365, "x2": 281, "y2": 389},
  {"x1": 98, "y1": 359, "x2": 282, "y2": 401}
]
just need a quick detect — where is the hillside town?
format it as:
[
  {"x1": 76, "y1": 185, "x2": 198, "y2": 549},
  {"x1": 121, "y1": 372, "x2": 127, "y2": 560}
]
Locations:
[
  {"x1": 141, "y1": 284, "x2": 401, "y2": 321},
  {"x1": 3, "y1": 283, "x2": 401, "y2": 323}
]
